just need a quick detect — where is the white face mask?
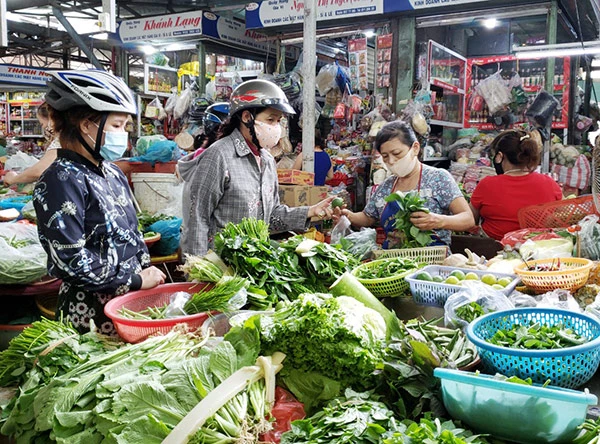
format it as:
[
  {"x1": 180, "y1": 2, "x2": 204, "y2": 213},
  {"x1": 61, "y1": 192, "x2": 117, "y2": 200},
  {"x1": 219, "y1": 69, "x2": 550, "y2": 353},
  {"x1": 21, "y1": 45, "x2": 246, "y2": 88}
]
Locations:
[
  {"x1": 387, "y1": 150, "x2": 417, "y2": 177},
  {"x1": 254, "y1": 120, "x2": 282, "y2": 150}
]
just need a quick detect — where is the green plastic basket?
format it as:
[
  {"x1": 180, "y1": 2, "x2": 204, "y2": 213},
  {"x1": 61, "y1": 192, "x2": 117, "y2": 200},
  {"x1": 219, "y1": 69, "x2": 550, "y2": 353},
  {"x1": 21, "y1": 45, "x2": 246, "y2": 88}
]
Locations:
[
  {"x1": 372, "y1": 246, "x2": 448, "y2": 264},
  {"x1": 351, "y1": 258, "x2": 421, "y2": 298}
]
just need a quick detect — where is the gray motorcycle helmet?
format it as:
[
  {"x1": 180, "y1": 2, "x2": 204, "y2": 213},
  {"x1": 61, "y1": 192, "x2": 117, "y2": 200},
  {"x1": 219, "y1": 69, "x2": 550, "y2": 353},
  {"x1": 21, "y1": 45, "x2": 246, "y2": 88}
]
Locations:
[{"x1": 229, "y1": 79, "x2": 295, "y2": 116}]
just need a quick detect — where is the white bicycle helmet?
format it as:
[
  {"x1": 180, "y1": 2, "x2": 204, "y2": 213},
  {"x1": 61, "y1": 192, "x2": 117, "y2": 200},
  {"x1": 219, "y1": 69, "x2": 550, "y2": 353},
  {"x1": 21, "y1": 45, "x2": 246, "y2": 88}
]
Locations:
[
  {"x1": 46, "y1": 69, "x2": 137, "y2": 114},
  {"x1": 229, "y1": 79, "x2": 295, "y2": 116}
]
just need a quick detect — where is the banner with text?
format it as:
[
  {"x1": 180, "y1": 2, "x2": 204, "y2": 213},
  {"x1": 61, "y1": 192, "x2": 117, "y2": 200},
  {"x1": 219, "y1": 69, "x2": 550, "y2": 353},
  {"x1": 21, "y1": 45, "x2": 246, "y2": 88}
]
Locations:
[
  {"x1": 246, "y1": 0, "x2": 384, "y2": 29},
  {"x1": 0, "y1": 64, "x2": 51, "y2": 86},
  {"x1": 118, "y1": 10, "x2": 203, "y2": 43},
  {"x1": 384, "y1": 0, "x2": 490, "y2": 12}
]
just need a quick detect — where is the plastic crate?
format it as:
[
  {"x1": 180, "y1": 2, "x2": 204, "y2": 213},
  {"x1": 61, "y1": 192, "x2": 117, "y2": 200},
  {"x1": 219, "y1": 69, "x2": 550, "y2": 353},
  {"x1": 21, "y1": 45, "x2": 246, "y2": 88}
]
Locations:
[
  {"x1": 404, "y1": 265, "x2": 519, "y2": 307},
  {"x1": 435, "y1": 368, "x2": 597, "y2": 443},
  {"x1": 372, "y1": 246, "x2": 448, "y2": 264},
  {"x1": 513, "y1": 257, "x2": 593, "y2": 294},
  {"x1": 104, "y1": 282, "x2": 216, "y2": 343},
  {"x1": 351, "y1": 258, "x2": 423, "y2": 298},
  {"x1": 517, "y1": 194, "x2": 597, "y2": 229},
  {"x1": 466, "y1": 308, "x2": 600, "y2": 389}
]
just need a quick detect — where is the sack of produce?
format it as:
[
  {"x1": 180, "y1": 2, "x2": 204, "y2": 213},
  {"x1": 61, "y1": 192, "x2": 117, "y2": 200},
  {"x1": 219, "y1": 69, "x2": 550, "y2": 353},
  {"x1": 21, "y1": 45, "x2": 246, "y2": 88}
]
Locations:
[{"x1": 0, "y1": 222, "x2": 47, "y2": 284}]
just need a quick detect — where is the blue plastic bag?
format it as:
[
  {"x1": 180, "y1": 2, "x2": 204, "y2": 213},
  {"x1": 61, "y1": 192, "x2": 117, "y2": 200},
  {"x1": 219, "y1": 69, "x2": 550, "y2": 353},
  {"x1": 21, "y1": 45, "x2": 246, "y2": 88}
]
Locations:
[
  {"x1": 129, "y1": 140, "x2": 179, "y2": 165},
  {"x1": 148, "y1": 217, "x2": 182, "y2": 256},
  {"x1": 0, "y1": 195, "x2": 32, "y2": 213}
]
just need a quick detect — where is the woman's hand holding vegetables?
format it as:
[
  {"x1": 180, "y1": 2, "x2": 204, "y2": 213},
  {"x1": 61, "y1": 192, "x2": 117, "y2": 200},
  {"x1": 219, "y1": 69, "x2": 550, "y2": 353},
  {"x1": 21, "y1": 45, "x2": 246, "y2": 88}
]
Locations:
[
  {"x1": 139, "y1": 266, "x2": 166, "y2": 290},
  {"x1": 410, "y1": 210, "x2": 444, "y2": 231}
]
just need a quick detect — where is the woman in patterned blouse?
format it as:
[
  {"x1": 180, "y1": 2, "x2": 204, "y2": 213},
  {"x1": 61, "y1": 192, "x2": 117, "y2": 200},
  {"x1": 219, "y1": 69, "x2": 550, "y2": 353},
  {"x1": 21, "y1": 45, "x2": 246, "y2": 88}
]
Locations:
[{"x1": 33, "y1": 70, "x2": 165, "y2": 335}]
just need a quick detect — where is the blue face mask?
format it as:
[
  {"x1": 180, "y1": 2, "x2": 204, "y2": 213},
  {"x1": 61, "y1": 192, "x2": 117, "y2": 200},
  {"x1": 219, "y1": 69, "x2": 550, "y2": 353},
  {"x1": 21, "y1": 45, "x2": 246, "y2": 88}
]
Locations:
[{"x1": 99, "y1": 131, "x2": 129, "y2": 161}]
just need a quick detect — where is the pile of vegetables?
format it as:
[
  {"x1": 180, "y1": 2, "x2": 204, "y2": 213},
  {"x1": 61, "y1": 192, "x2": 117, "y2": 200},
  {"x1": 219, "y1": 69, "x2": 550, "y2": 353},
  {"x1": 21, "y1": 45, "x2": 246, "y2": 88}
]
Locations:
[
  {"x1": 137, "y1": 210, "x2": 174, "y2": 233},
  {"x1": 0, "y1": 320, "x2": 282, "y2": 444},
  {"x1": 384, "y1": 191, "x2": 433, "y2": 248},
  {"x1": 354, "y1": 257, "x2": 422, "y2": 280},
  {"x1": 0, "y1": 222, "x2": 48, "y2": 284},
  {"x1": 487, "y1": 321, "x2": 587, "y2": 349}
]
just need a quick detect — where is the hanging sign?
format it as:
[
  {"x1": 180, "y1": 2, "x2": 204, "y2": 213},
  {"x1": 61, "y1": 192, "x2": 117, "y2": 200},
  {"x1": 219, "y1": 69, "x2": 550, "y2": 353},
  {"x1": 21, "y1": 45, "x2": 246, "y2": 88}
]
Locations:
[
  {"x1": 0, "y1": 64, "x2": 51, "y2": 86},
  {"x1": 348, "y1": 37, "x2": 368, "y2": 91},
  {"x1": 245, "y1": 0, "x2": 384, "y2": 29},
  {"x1": 384, "y1": 0, "x2": 491, "y2": 12},
  {"x1": 118, "y1": 10, "x2": 203, "y2": 43}
]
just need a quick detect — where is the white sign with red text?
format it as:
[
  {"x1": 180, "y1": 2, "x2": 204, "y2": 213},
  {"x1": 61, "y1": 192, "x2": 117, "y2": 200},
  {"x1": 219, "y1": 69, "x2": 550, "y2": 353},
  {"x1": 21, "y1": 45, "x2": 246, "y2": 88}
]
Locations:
[
  {"x1": 0, "y1": 64, "x2": 51, "y2": 86},
  {"x1": 118, "y1": 11, "x2": 203, "y2": 43}
]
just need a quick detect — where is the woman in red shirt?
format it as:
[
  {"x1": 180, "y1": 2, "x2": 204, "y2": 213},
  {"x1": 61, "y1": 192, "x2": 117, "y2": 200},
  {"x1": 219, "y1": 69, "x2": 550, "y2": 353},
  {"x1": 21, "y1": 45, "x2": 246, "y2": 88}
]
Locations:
[{"x1": 470, "y1": 129, "x2": 563, "y2": 241}]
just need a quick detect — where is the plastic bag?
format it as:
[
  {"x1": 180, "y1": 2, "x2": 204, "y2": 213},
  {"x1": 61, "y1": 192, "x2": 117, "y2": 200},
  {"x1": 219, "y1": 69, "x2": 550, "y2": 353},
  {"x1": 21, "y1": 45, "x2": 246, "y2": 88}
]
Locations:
[
  {"x1": 164, "y1": 89, "x2": 178, "y2": 116},
  {"x1": 579, "y1": 215, "x2": 600, "y2": 260},
  {"x1": 333, "y1": 102, "x2": 346, "y2": 120},
  {"x1": 174, "y1": 86, "x2": 193, "y2": 120},
  {"x1": 135, "y1": 135, "x2": 167, "y2": 156},
  {"x1": 518, "y1": 238, "x2": 574, "y2": 260},
  {"x1": 145, "y1": 97, "x2": 162, "y2": 119},
  {"x1": 164, "y1": 291, "x2": 192, "y2": 318},
  {"x1": 148, "y1": 217, "x2": 182, "y2": 255},
  {"x1": 316, "y1": 64, "x2": 339, "y2": 96},
  {"x1": 4, "y1": 151, "x2": 38, "y2": 172},
  {"x1": 0, "y1": 195, "x2": 32, "y2": 212},
  {"x1": 259, "y1": 387, "x2": 305, "y2": 443},
  {"x1": 330, "y1": 215, "x2": 352, "y2": 245},
  {"x1": 336, "y1": 228, "x2": 377, "y2": 260},
  {"x1": 475, "y1": 71, "x2": 512, "y2": 115},
  {"x1": 129, "y1": 140, "x2": 179, "y2": 165},
  {"x1": 537, "y1": 289, "x2": 581, "y2": 312},
  {"x1": 0, "y1": 223, "x2": 48, "y2": 284},
  {"x1": 444, "y1": 281, "x2": 515, "y2": 330}
]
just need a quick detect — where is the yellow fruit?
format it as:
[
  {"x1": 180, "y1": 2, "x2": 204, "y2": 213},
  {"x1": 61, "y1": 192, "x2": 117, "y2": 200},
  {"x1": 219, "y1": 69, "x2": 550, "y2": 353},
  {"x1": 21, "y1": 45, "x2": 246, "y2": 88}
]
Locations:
[
  {"x1": 497, "y1": 277, "x2": 512, "y2": 288},
  {"x1": 450, "y1": 270, "x2": 466, "y2": 280},
  {"x1": 481, "y1": 274, "x2": 497, "y2": 286},
  {"x1": 465, "y1": 272, "x2": 479, "y2": 281},
  {"x1": 491, "y1": 284, "x2": 505, "y2": 290},
  {"x1": 445, "y1": 276, "x2": 461, "y2": 285}
]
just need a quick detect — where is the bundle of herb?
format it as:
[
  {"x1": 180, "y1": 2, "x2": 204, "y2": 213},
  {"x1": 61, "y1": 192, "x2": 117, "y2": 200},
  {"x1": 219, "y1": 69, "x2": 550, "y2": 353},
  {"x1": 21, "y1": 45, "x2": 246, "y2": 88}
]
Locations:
[
  {"x1": 384, "y1": 191, "x2": 434, "y2": 248},
  {"x1": 178, "y1": 254, "x2": 225, "y2": 283}
]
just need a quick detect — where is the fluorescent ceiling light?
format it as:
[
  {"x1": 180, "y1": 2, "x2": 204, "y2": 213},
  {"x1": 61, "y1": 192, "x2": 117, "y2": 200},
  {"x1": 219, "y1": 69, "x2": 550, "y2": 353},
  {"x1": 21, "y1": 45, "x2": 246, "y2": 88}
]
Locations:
[
  {"x1": 514, "y1": 41, "x2": 600, "y2": 59},
  {"x1": 364, "y1": 30, "x2": 375, "y2": 38},
  {"x1": 592, "y1": 58, "x2": 600, "y2": 67},
  {"x1": 483, "y1": 18, "x2": 498, "y2": 29},
  {"x1": 582, "y1": 71, "x2": 600, "y2": 80},
  {"x1": 91, "y1": 33, "x2": 109, "y2": 40},
  {"x1": 142, "y1": 45, "x2": 157, "y2": 55}
]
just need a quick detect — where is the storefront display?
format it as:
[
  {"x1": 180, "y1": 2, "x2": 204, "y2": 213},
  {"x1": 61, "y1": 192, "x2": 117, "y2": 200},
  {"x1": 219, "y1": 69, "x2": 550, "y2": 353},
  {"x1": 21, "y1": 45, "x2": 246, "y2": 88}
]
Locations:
[{"x1": 144, "y1": 64, "x2": 179, "y2": 97}]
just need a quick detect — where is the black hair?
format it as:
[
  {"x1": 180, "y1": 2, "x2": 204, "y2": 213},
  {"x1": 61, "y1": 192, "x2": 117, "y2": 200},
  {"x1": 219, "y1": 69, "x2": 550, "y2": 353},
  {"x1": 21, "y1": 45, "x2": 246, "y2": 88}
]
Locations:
[
  {"x1": 490, "y1": 129, "x2": 540, "y2": 170},
  {"x1": 48, "y1": 105, "x2": 103, "y2": 150},
  {"x1": 374, "y1": 120, "x2": 418, "y2": 152},
  {"x1": 314, "y1": 129, "x2": 323, "y2": 148},
  {"x1": 217, "y1": 107, "x2": 265, "y2": 140}
]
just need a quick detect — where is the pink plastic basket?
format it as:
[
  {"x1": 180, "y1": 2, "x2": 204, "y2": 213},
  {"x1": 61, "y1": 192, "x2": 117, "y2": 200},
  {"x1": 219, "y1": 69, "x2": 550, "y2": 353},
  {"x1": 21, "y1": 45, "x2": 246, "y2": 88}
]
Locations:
[{"x1": 104, "y1": 282, "x2": 216, "y2": 343}]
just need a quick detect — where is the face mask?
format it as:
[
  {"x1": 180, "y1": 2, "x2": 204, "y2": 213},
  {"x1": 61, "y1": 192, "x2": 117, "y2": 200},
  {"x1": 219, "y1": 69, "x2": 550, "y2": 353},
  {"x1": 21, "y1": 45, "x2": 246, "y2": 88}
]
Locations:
[
  {"x1": 99, "y1": 131, "x2": 129, "y2": 161},
  {"x1": 493, "y1": 152, "x2": 504, "y2": 175},
  {"x1": 253, "y1": 120, "x2": 282, "y2": 150},
  {"x1": 388, "y1": 150, "x2": 417, "y2": 177}
]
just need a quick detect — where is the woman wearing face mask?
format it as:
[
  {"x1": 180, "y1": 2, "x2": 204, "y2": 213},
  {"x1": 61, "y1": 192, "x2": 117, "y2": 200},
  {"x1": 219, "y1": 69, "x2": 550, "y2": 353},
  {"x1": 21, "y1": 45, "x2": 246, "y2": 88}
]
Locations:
[
  {"x1": 470, "y1": 129, "x2": 562, "y2": 241},
  {"x1": 2, "y1": 103, "x2": 60, "y2": 186},
  {"x1": 338, "y1": 120, "x2": 474, "y2": 249},
  {"x1": 179, "y1": 79, "x2": 334, "y2": 256},
  {"x1": 32, "y1": 70, "x2": 166, "y2": 335}
]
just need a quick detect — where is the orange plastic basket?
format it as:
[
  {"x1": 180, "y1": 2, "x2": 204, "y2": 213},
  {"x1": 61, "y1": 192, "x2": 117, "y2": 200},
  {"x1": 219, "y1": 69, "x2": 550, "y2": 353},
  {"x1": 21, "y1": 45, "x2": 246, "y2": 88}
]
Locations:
[
  {"x1": 104, "y1": 282, "x2": 216, "y2": 343},
  {"x1": 513, "y1": 257, "x2": 593, "y2": 294},
  {"x1": 517, "y1": 195, "x2": 597, "y2": 229}
]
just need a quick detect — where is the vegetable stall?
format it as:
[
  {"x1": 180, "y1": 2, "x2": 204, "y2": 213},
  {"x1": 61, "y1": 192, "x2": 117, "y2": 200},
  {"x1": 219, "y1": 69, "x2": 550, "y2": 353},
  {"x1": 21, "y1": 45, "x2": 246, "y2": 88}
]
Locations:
[{"x1": 2, "y1": 213, "x2": 600, "y2": 443}]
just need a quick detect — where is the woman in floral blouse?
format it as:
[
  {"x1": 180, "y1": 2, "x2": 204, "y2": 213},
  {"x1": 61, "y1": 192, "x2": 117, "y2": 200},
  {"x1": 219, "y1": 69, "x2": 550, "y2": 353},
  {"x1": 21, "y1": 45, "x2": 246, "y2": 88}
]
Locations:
[{"x1": 33, "y1": 70, "x2": 165, "y2": 335}]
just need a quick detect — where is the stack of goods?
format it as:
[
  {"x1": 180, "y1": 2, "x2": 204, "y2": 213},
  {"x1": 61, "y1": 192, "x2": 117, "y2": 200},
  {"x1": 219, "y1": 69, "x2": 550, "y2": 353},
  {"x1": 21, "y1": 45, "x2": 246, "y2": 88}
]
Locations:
[
  {"x1": 550, "y1": 142, "x2": 591, "y2": 192},
  {"x1": 450, "y1": 162, "x2": 496, "y2": 195}
]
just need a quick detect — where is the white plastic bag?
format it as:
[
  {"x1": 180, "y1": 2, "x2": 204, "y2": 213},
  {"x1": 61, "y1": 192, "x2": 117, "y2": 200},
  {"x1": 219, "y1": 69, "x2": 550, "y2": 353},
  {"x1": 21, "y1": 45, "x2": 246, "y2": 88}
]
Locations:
[
  {"x1": 5, "y1": 151, "x2": 39, "y2": 172},
  {"x1": 145, "y1": 97, "x2": 162, "y2": 119},
  {"x1": 174, "y1": 86, "x2": 193, "y2": 120},
  {"x1": 316, "y1": 64, "x2": 339, "y2": 96},
  {"x1": 164, "y1": 88, "x2": 178, "y2": 116},
  {"x1": 578, "y1": 215, "x2": 600, "y2": 260},
  {"x1": 0, "y1": 223, "x2": 48, "y2": 284},
  {"x1": 330, "y1": 215, "x2": 352, "y2": 245},
  {"x1": 537, "y1": 289, "x2": 581, "y2": 312},
  {"x1": 475, "y1": 71, "x2": 512, "y2": 114},
  {"x1": 444, "y1": 281, "x2": 514, "y2": 330}
]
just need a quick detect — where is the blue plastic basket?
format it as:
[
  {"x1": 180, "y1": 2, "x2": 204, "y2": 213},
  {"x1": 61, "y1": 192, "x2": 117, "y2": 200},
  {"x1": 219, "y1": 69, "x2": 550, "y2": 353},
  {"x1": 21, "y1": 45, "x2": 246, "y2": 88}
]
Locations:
[
  {"x1": 467, "y1": 308, "x2": 600, "y2": 389},
  {"x1": 404, "y1": 265, "x2": 519, "y2": 307},
  {"x1": 435, "y1": 368, "x2": 597, "y2": 444}
]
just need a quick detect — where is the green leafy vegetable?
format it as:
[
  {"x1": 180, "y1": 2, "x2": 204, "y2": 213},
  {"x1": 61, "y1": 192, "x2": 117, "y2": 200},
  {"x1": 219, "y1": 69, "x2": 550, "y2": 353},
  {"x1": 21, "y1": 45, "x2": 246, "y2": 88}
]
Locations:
[
  {"x1": 384, "y1": 191, "x2": 433, "y2": 248},
  {"x1": 354, "y1": 257, "x2": 422, "y2": 280},
  {"x1": 487, "y1": 321, "x2": 587, "y2": 349},
  {"x1": 455, "y1": 301, "x2": 486, "y2": 323}
]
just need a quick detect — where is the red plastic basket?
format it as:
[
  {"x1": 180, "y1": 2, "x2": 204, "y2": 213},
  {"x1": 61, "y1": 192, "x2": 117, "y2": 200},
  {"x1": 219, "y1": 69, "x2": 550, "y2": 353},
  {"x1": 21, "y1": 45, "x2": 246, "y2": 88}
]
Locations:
[
  {"x1": 517, "y1": 195, "x2": 598, "y2": 229},
  {"x1": 104, "y1": 282, "x2": 216, "y2": 343}
]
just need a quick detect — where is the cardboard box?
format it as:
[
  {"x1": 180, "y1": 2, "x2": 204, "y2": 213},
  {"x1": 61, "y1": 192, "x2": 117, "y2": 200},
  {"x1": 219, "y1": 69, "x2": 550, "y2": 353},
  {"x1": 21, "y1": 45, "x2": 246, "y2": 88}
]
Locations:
[
  {"x1": 309, "y1": 186, "x2": 329, "y2": 205},
  {"x1": 279, "y1": 185, "x2": 310, "y2": 207},
  {"x1": 277, "y1": 169, "x2": 315, "y2": 186}
]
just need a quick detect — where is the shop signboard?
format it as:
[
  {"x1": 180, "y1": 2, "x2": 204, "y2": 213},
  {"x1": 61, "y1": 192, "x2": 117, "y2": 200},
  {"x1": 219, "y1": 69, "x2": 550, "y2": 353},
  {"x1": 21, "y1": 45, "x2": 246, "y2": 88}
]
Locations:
[
  {"x1": 118, "y1": 11, "x2": 203, "y2": 43},
  {"x1": 0, "y1": 64, "x2": 51, "y2": 87},
  {"x1": 245, "y1": 0, "x2": 384, "y2": 29},
  {"x1": 384, "y1": 0, "x2": 491, "y2": 12}
]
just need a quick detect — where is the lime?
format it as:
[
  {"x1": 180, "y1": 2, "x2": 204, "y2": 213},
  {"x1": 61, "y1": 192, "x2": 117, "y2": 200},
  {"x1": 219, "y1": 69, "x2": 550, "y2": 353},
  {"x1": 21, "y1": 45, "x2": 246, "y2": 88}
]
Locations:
[
  {"x1": 444, "y1": 276, "x2": 461, "y2": 285},
  {"x1": 497, "y1": 277, "x2": 513, "y2": 287},
  {"x1": 450, "y1": 270, "x2": 466, "y2": 281},
  {"x1": 415, "y1": 271, "x2": 433, "y2": 282},
  {"x1": 432, "y1": 275, "x2": 444, "y2": 283},
  {"x1": 481, "y1": 274, "x2": 497, "y2": 286},
  {"x1": 331, "y1": 197, "x2": 345, "y2": 208},
  {"x1": 491, "y1": 284, "x2": 505, "y2": 290},
  {"x1": 464, "y1": 271, "x2": 479, "y2": 281}
]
